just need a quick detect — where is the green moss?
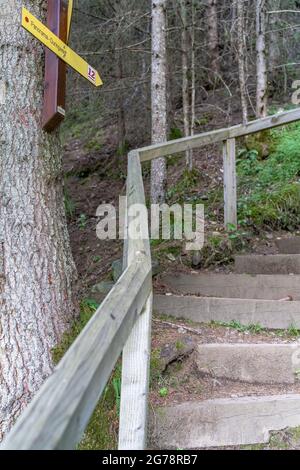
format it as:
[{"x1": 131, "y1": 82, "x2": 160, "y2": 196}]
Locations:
[
  {"x1": 290, "y1": 426, "x2": 300, "y2": 440},
  {"x1": 52, "y1": 299, "x2": 119, "y2": 450}
]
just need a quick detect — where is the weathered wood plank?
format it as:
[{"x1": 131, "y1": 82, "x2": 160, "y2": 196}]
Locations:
[
  {"x1": 138, "y1": 107, "x2": 300, "y2": 161},
  {"x1": 223, "y1": 138, "x2": 237, "y2": 227},
  {"x1": 118, "y1": 150, "x2": 152, "y2": 450},
  {"x1": 1, "y1": 258, "x2": 151, "y2": 450}
]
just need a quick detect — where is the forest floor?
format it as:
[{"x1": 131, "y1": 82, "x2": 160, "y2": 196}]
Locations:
[{"x1": 60, "y1": 98, "x2": 300, "y2": 449}]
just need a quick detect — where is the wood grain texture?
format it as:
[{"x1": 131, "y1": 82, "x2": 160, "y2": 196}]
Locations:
[
  {"x1": 0, "y1": 257, "x2": 151, "y2": 450},
  {"x1": 118, "y1": 150, "x2": 153, "y2": 450},
  {"x1": 223, "y1": 138, "x2": 237, "y2": 227},
  {"x1": 138, "y1": 107, "x2": 300, "y2": 161},
  {"x1": 42, "y1": 0, "x2": 67, "y2": 132}
]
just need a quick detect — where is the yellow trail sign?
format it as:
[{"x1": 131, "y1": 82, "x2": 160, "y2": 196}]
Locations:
[{"x1": 22, "y1": 7, "x2": 103, "y2": 87}]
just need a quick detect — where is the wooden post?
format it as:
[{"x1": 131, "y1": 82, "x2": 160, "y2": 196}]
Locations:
[
  {"x1": 42, "y1": 0, "x2": 68, "y2": 132},
  {"x1": 223, "y1": 138, "x2": 237, "y2": 228}
]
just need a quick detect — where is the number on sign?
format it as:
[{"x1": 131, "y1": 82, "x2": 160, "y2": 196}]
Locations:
[{"x1": 88, "y1": 65, "x2": 96, "y2": 82}]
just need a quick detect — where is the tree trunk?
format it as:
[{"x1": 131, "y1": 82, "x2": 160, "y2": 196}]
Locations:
[
  {"x1": 256, "y1": 0, "x2": 268, "y2": 118},
  {"x1": 151, "y1": 0, "x2": 167, "y2": 204},
  {"x1": 207, "y1": 0, "x2": 220, "y2": 76},
  {"x1": 180, "y1": 0, "x2": 192, "y2": 169},
  {"x1": 190, "y1": 0, "x2": 196, "y2": 170},
  {"x1": 268, "y1": 0, "x2": 280, "y2": 82},
  {"x1": 0, "y1": 0, "x2": 78, "y2": 440},
  {"x1": 237, "y1": 0, "x2": 248, "y2": 123}
]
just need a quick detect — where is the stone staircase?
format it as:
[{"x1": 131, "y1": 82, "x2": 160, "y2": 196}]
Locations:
[{"x1": 151, "y1": 238, "x2": 300, "y2": 449}]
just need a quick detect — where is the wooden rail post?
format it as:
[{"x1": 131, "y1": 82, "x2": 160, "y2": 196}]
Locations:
[{"x1": 223, "y1": 138, "x2": 237, "y2": 228}]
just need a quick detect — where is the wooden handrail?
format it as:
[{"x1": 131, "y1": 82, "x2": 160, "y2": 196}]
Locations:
[
  {"x1": 1, "y1": 256, "x2": 151, "y2": 450},
  {"x1": 118, "y1": 150, "x2": 152, "y2": 450},
  {"x1": 3, "y1": 106, "x2": 300, "y2": 450},
  {"x1": 138, "y1": 107, "x2": 300, "y2": 162}
]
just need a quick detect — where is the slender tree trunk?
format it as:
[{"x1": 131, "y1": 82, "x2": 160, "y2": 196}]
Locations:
[
  {"x1": 256, "y1": 0, "x2": 268, "y2": 118},
  {"x1": 190, "y1": 0, "x2": 196, "y2": 170},
  {"x1": 0, "y1": 0, "x2": 78, "y2": 440},
  {"x1": 237, "y1": 0, "x2": 248, "y2": 123},
  {"x1": 151, "y1": 0, "x2": 167, "y2": 204},
  {"x1": 268, "y1": 0, "x2": 280, "y2": 81},
  {"x1": 207, "y1": 0, "x2": 220, "y2": 76},
  {"x1": 180, "y1": 0, "x2": 192, "y2": 169},
  {"x1": 117, "y1": 50, "x2": 126, "y2": 159}
]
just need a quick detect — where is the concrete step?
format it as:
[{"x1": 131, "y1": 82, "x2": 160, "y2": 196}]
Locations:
[
  {"x1": 195, "y1": 343, "x2": 299, "y2": 384},
  {"x1": 161, "y1": 273, "x2": 300, "y2": 300},
  {"x1": 150, "y1": 395, "x2": 300, "y2": 449},
  {"x1": 154, "y1": 294, "x2": 300, "y2": 329},
  {"x1": 235, "y1": 254, "x2": 300, "y2": 275},
  {"x1": 276, "y1": 237, "x2": 300, "y2": 254}
]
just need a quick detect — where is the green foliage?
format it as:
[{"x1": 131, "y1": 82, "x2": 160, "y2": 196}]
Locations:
[
  {"x1": 167, "y1": 168, "x2": 200, "y2": 202},
  {"x1": 212, "y1": 320, "x2": 264, "y2": 334},
  {"x1": 199, "y1": 228, "x2": 249, "y2": 267},
  {"x1": 61, "y1": 102, "x2": 103, "y2": 145},
  {"x1": 84, "y1": 139, "x2": 102, "y2": 152},
  {"x1": 112, "y1": 377, "x2": 121, "y2": 415},
  {"x1": 117, "y1": 140, "x2": 130, "y2": 157},
  {"x1": 159, "y1": 387, "x2": 169, "y2": 397},
  {"x1": 64, "y1": 188, "x2": 76, "y2": 220},
  {"x1": 169, "y1": 127, "x2": 183, "y2": 140},
  {"x1": 237, "y1": 123, "x2": 300, "y2": 230},
  {"x1": 52, "y1": 299, "x2": 99, "y2": 365},
  {"x1": 78, "y1": 213, "x2": 88, "y2": 230}
]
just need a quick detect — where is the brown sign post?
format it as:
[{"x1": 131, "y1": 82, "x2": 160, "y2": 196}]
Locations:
[{"x1": 42, "y1": 0, "x2": 68, "y2": 132}]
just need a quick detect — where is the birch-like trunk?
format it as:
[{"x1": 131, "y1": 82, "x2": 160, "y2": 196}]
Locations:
[
  {"x1": 190, "y1": 0, "x2": 196, "y2": 169},
  {"x1": 256, "y1": 0, "x2": 268, "y2": 118},
  {"x1": 151, "y1": 0, "x2": 167, "y2": 204},
  {"x1": 207, "y1": 0, "x2": 220, "y2": 76},
  {"x1": 180, "y1": 0, "x2": 192, "y2": 169},
  {"x1": 268, "y1": 0, "x2": 280, "y2": 74},
  {"x1": 237, "y1": 0, "x2": 248, "y2": 123},
  {"x1": 0, "y1": 0, "x2": 78, "y2": 439}
]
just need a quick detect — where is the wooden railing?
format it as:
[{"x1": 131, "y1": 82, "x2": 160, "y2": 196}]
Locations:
[{"x1": 2, "y1": 107, "x2": 300, "y2": 450}]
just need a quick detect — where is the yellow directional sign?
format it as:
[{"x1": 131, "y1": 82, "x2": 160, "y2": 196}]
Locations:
[
  {"x1": 22, "y1": 7, "x2": 103, "y2": 87},
  {"x1": 67, "y1": 0, "x2": 74, "y2": 42}
]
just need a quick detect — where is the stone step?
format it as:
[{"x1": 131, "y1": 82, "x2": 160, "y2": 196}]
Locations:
[
  {"x1": 276, "y1": 237, "x2": 300, "y2": 254},
  {"x1": 161, "y1": 273, "x2": 300, "y2": 300},
  {"x1": 154, "y1": 294, "x2": 300, "y2": 329},
  {"x1": 235, "y1": 254, "x2": 300, "y2": 275},
  {"x1": 195, "y1": 343, "x2": 299, "y2": 384},
  {"x1": 150, "y1": 395, "x2": 300, "y2": 449}
]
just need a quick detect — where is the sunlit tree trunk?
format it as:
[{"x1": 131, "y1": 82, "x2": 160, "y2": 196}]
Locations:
[
  {"x1": 151, "y1": 0, "x2": 167, "y2": 203},
  {"x1": 237, "y1": 0, "x2": 248, "y2": 123},
  {"x1": 256, "y1": 0, "x2": 268, "y2": 118}
]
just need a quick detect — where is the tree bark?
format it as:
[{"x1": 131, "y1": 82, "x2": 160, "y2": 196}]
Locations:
[
  {"x1": 237, "y1": 0, "x2": 248, "y2": 123},
  {"x1": 0, "y1": 0, "x2": 78, "y2": 440},
  {"x1": 190, "y1": 0, "x2": 196, "y2": 170},
  {"x1": 256, "y1": 0, "x2": 268, "y2": 118},
  {"x1": 268, "y1": 0, "x2": 280, "y2": 73},
  {"x1": 151, "y1": 0, "x2": 167, "y2": 204},
  {"x1": 207, "y1": 0, "x2": 220, "y2": 76},
  {"x1": 180, "y1": 0, "x2": 192, "y2": 169}
]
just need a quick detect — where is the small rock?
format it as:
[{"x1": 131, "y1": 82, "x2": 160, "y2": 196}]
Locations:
[
  {"x1": 166, "y1": 253, "x2": 176, "y2": 262},
  {"x1": 192, "y1": 251, "x2": 202, "y2": 267},
  {"x1": 91, "y1": 280, "x2": 115, "y2": 295},
  {"x1": 160, "y1": 336, "x2": 195, "y2": 371},
  {"x1": 152, "y1": 257, "x2": 162, "y2": 277}
]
